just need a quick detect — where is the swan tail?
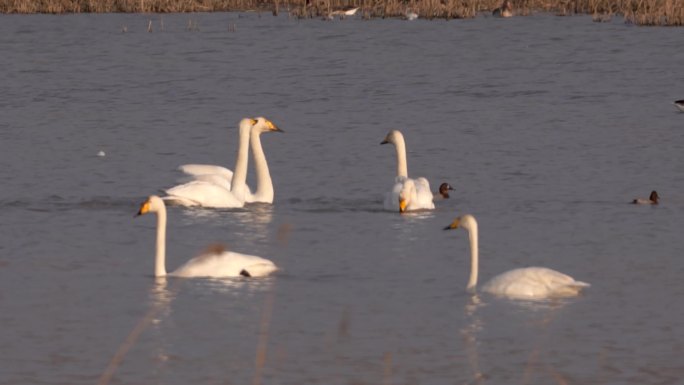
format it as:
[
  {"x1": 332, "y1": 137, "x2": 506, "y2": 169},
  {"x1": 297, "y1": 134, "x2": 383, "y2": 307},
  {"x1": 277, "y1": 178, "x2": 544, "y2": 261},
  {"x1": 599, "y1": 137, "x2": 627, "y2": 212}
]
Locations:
[{"x1": 569, "y1": 280, "x2": 591, "y2": 288}]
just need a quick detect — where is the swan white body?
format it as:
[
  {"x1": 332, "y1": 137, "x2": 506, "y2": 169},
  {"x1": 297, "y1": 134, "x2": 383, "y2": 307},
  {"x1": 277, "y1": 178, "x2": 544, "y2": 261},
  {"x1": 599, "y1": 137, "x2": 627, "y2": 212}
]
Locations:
[
  {"x1": 381, "y1": 130, "x2": 435, "y2": 212},
  {"x1": 137, "y1": 195, "x2": 278, "y2": 278},
  {"x1": 445, "y1": 214, "x2": 589, "y2": 300},
  {"x1": 163, "y1": 117, "x2": 281, "y2": 208}
]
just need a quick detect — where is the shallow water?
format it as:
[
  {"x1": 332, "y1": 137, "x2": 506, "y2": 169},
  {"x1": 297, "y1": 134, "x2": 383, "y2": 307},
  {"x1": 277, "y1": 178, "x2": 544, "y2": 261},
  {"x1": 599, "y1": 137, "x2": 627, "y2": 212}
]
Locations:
[{"x1": 1, "y1": 11, "x2": 684, "y2": 385}]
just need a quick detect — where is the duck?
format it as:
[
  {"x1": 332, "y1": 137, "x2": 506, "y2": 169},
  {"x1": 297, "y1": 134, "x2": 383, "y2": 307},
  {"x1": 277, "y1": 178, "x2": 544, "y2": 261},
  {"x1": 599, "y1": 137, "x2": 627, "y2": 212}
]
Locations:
[
  {"x1": 435, "y1": 182, "x2": 455, "y2": 199},
  {"x1": 674, "y1": 100, "x2": 684, "y2": 112},
  {"x1": 136, "y1": 195, "x2": 278, "y2": 278},
  {"x1": 492, "y1": 0, "x2": 513, "y2": 17},
  {"x1": 444, "y1": 214, "x2": 590, "y2": 299},
  {"x1": 632, "y1": 190, "x2": 659, "y2": 205}
]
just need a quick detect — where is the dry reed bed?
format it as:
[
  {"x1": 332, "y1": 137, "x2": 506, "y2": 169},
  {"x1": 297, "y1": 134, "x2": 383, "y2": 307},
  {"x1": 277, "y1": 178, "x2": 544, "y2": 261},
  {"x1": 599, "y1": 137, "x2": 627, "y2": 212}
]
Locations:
[{"x1": 1, "y1": 0, "x2": 683, "y2": 25}]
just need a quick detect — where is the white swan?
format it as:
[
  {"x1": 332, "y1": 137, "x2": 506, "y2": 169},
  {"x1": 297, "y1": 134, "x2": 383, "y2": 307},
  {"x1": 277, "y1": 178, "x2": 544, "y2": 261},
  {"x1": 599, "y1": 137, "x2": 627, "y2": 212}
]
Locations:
[
  {"x1": 444, "y1": 214, "x2": 590, "y2": 299},
  {"x1": 136, "y1": 195, "x2": 278, "y2": 278},
  {"x1": 381, "y1": 130, "x2": 435, "y2": 213},
  {"x1": 243, "y1": 118, "x2": 283, "y2": 203},
  {"x1": 176, "y1": 117, "x2": 282, "y2": 200},
  {"x1": 163, "y1": 117, "x2": 281, "y2": 208}
]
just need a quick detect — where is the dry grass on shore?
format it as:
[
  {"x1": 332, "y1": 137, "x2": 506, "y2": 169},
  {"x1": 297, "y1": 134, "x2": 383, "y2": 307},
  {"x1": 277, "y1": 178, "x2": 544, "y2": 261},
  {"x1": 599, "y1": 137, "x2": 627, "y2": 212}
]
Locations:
[{"x1": 1, "y1": 0, "x2": 683, "y2": 25}]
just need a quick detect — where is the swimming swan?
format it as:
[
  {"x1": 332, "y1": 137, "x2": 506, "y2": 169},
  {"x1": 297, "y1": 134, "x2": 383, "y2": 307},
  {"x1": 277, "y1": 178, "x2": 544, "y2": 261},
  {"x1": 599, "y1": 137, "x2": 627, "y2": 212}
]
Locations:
[
  {"x1": 444, "y1": 214, "x2": 590, "y2": 299},
  {"x1": 632, "y1": 190, "x2": 659, "y2": 205},
  {"x1": 163, "y1": 118, "x2": 281, "y2": 208},
  {"x1": 381, "y1": 130, "x2": 435, "y2": 213},
  {"x1": 176, "y1": 117, "x2": 283, "y2": 202},
  {"x1": 136, "y1": 195, "x2": 278, "y2": 278},
  {"x1": 244, "y1": 118, "x2": 283, "y2": 203}
]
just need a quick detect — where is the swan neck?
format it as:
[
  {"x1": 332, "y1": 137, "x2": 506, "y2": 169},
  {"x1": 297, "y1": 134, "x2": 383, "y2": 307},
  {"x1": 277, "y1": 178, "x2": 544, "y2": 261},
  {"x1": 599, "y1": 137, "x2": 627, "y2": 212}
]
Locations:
[
  {"x1": 230, "y1": 124, "x2": 251, "y2": 193},
  {"x1": 251, "y1": 130, "x2": 274, "y2": 202},
  {"x1": 155, "y1": 205, "x2": 167, "y2": 277},
  {"x1": 394, "y1": 135, "x2": 408, "y2": 178},
  {"x1": 466, "y1": 224, "x2": 479, "y2": 292}
]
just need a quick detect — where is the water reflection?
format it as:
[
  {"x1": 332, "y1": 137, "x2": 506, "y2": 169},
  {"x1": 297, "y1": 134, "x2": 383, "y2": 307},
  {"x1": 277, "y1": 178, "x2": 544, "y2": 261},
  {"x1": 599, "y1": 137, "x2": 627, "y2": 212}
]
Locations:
[
  {"x1": 179, "y1": 204, "x2": 274, "y2": 244},
  {"x1": 147, "y1": 277, "x2": 178, "y2": 319},
  {"x1": 461, "y1": 294, "x2": 486, "y2": 385},
  {"x1": 190, "y1": 275, "x2": 278, "y2": 297}
]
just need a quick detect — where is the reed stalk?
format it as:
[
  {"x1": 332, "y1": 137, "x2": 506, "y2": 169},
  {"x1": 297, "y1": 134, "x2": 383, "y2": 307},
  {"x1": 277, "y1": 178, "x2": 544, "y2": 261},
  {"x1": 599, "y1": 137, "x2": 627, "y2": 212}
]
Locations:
[{"x1": 1, "y1": 0, "x2": 682, "y2": 25}]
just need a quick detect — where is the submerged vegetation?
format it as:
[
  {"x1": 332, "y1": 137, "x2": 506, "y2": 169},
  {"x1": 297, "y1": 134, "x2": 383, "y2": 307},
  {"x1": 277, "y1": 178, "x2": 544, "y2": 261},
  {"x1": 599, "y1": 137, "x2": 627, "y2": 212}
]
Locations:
[{"x1": 1, "y1": 0, "x2": 683, "y2": 25}]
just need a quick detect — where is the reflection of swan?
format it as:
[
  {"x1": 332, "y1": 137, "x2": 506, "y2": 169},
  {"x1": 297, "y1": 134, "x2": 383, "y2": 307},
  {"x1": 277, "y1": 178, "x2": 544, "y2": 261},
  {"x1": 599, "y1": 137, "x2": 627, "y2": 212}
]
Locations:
[
  {"x1": 136, "y1": 196, "x2": 278, "y2": 277},
  {"x1": 444, "y1": 214, "x2": 590, "y2": 299},
  {"x1": 632, "y1": 190, "x2": 659, "y2": 205},
  {"x1": 381, "y1": 130, "x2": 435, "y2": 213},
  {"x1": 163, "y1": 118, "x2": 281, "y2": 208}
]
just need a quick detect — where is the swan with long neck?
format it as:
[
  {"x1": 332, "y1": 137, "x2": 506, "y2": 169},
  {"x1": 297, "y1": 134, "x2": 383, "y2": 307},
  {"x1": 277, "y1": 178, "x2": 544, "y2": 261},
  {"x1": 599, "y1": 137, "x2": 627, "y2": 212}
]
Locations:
[
  {"x1": 170, "y1": 117, "x2": 282, "y2": 204},
  {"x1": 136, "y1": 195, "x2": 278, "y2": 278},
  {"x1": 244, "y1": 117, "x2": 282, "y2": 203},
  {"x1": 444, "y1": 214, "x2": 590, "y2": 299},
  {"x1": 381, "y1": 130, "x2": 435, "y2": 212},
  {"x1": 163, "y1": 118, "x2": 281, "y2": 208}
]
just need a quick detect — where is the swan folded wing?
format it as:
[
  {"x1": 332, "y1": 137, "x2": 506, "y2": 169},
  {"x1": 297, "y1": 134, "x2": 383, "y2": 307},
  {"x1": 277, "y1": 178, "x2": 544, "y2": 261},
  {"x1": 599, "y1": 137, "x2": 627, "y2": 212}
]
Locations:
[
  {"x1": 163, "y1": 180, "x2": 243, "y2": 208},
  {"x1": 170, "y1": 251, "x2": 277, "y2": 278},
  {"x1": 411, "y1": 177, "x2": 436, "y2": 210},
  {"x1": 383, "y1": 180, "x2": 405, "y2": 211},
  {"x1": 482, "y1": 267, "x2": 589, "y2": 299},
  {"x1": 179, "y1": 164, "x2": 234, "y2": 180}
]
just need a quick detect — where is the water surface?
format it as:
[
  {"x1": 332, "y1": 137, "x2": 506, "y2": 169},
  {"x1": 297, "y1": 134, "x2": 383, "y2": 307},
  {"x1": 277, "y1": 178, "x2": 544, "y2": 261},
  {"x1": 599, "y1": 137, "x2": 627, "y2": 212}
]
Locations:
[{"x1": 1, "y1": 12, "x2": 684, "y2": 385}]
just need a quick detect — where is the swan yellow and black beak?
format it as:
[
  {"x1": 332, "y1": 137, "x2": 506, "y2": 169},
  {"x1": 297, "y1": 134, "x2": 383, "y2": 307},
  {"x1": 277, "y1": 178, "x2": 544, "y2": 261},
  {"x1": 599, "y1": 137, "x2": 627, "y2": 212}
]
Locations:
[
  {"x1": 399, "y1": 198, "x2": 408, "y2": 213},
  {"x1": 443, "y1": 218, "x2": 461, "y2": 230},
  {"x1": 265, "y1": 119, "x2": 284, "y2": 133},
  {"x1": 136, "y1": 199, "x2": 151, "y2": 217}
]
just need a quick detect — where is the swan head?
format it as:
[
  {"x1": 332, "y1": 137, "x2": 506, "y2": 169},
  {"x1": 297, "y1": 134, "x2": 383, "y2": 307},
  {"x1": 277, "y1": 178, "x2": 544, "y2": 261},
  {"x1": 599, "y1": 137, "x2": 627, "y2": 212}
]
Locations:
[
  {"x1": 136, "y1": 195, "x2": 165, "y2": 216},
  {"x1": 438, "y1": 182, "x2": 454, "y2": 198},
  {"x1": 380, "y1": 130, "x2": 403, "y2": 145},
  {"x1": 444, "y1": 214, "x2": 477, "y2": 232},
  {"x1": 252, "y1": 117, "x2": 283, "y2": 133}
]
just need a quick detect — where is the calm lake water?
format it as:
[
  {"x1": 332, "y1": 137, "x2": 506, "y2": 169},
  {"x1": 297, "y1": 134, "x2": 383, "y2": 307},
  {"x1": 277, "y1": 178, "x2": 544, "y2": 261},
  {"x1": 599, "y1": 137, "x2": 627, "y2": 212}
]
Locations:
[{"x1": 1, "y1": 11, "x2": 684, "y2": 385}]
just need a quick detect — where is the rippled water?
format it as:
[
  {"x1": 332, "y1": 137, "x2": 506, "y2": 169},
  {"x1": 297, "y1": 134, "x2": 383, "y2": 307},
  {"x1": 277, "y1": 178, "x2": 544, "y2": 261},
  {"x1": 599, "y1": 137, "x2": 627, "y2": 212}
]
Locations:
[{"x1": 1, "y1": 12, "x2": 684, "y2": 385}]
